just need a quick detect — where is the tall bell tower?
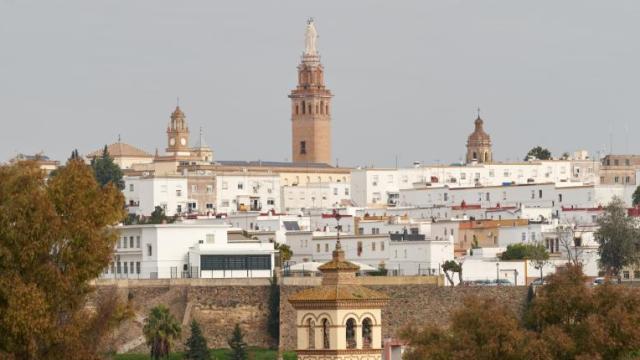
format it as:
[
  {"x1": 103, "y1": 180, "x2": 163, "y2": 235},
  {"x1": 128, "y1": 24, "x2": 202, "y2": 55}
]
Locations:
[{"x1": 289, "y1": 19, "x2": 333, "y2": 165}]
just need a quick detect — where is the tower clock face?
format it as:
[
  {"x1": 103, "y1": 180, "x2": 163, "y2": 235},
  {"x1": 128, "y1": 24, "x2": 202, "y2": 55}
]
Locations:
[
  {"x1": 180, "y1": 138, "x2": 186, "y2": 146},
  {"x1": 170, "y1": 138, "x2": 175, "y2": 146}
]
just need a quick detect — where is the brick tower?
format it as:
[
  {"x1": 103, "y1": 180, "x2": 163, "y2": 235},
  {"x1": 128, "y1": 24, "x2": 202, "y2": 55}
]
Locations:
[
  {"x1": 166, "y1": 105, "x2": 191, "y2": 156},
  {"x1": 289, "y1": 19, "x2": 333, "y2": 165}
]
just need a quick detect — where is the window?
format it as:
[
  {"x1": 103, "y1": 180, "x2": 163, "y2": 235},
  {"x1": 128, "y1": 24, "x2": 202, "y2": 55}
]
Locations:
[
  {"x1": 503, "y1": 191, "x2": 507, "y2": 200},
  {"x1": 300, "y1": 141, "x2": 307, "y2": 155},
  {"x1": 123, "y1": 237, "x2": 128, "y2": 249},
  {"x1": 191, "y1": 184, "x2": 198, "y2": 193},
  {"x1": 623, "y1": 271, "x2": 630, "y2": 279},
  {"x1": 362, "y1": 318, "x2": 373, "y2": 348},
  {"x1": 200, "y1": 255, "x2": 271, "y2": 271},
  {"x1": 634, "y1": 271, "x2": 640, "y2": 279},
  {"x1": 372, "y1": 242, "x2": 376, "y2": 251},
  {"x1": 325, "y1": 243, "x2": 329, "y2": 252},
  {"x1": 615, "y1": 176, "x2": 620, "y2": 183},
  {"x1": 221, "y1": 200, "x2": 230, "y2": 207},
  {"x1": 489, "y1": 170, "x2": 495, "y2": 177},
  {"x1": 206, "y1": 234, "x2": 215, "y2": 244},
  {"x1": 322, "y1": 319, "x2": 330, "y2": 349},
  {"x1": 559, "y1": 194, "x2": 563, "y2": 202},
  {"x1": 129, "y1": 236, "x2": 134, "y2": 248},
  {"x1": 539, "y1": 190, "x2": 543, "y2": 198},
  {"x1": 486, "y1": 192, "x2": 490, "y2": 201},
  {"x1": 307, "y1": 319, "x2": 315, "y2": 349},
  {"x1": 333, "y1": 188, "x2": 338, "y2": 195},
  {"x1": 522, "y1": 232, "x2": 526, "y2": 241},
  {"x1": 614, "y1": 159, "x2": 619, "y2": 166},
  {"x1": 237, "y1": 182, "x2": 244, "y2": 190},
  {"x1": 316, "y1": 244, "x2": 320, "y2": 253},
  {"x1": 147, "y1": 244, "x2": 152, "y2": 256},
  {"x1": 345, "y1": 188, "x2": 349, "y2": 196},
  {"x1": 136, "y1": 261, "x2": 141, "y2": 274},
  {"x1": 176, "y1": 189, "x2": 182, "y2": 197},
  {"x1": 206, "y1": 203, "x2": 214, "y2": 209},
  {"x1": 117, "y1": 261, "x2": 121, "y2": 274},
  {"x1": 531, "y1": 190, "x2": 535, "y2": 199},
  {"x1": 346, "y1": 318, "x2": 356, "y2": 349},
  {"x1": 123, "y1": 262, "x2": 128, "y2": 274},
  {"x1": 129, "y1": 184, "x2": 134, "y2": 192}
]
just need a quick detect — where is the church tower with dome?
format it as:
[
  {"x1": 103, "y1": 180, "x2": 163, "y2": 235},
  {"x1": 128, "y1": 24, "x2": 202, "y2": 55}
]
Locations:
[
  {"x1": 288, "y1": 242, "x2": 388, "y2": 360},
  {"x1": 466, "y1": 112, "x2": 493, "y2": 164},
  {"x1": 166, "y1": 105, "x2": 191, "y2": 156}
]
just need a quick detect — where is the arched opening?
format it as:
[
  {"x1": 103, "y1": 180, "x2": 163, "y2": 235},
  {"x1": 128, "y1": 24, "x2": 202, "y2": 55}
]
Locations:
[
  {"x1": 308, "y1": 104, "x2": 312, "y2": 114},
  {"x1": 320, "y1": 101, "x2": 324, "y2": 114},
  {"x1": 346, "y1": 318, "x2": 356, "y2": 349},
  {"x1": 302, "y1": 101, "x2": 306, "y2": 114},
  {"x1": 307, "y1": 319, "x2": 315, "y2": 349},
  {"x1": 484, "y1": 151, "x2": 489, "y2": 162},
  {"x1": 362, "y1": 318, "x2": 373, "y2": 349},
  {"x1": 326, "y1": 104, "x2": 329, "y2": 115},
  {"x1": 295, "y1": 104, "x2": 299, "y2": 115},
  {"x1": 322, "y1": 318, "x2": 330, "y2": 349},
  {"x1": 472, "y1": 152, "x2": 477, "y2": 160}
]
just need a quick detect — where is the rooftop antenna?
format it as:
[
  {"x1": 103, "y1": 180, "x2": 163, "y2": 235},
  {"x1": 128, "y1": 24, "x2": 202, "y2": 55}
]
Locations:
[
  {"x1": 477, "y1": 107, "x2": 481, "y2": 118},
  {"x1": 117, "y1": 134, "x2": 121, "y2": 143}
]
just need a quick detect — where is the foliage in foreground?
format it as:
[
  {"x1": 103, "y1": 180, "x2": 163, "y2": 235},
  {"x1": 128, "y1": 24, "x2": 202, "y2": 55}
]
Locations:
[
  {"x1": 143, "y1": 305, "x2": 182, "y2": 360},
  {"x1": 184, "y1": 320, "x2": 210, "y2": 360},
  {"x1": 402, "y1": 265, "x2": 640, "y2": 360},
  {"x1": 228, "y1": 324, "x2": 248, "y2": 360},
  {"x1": 0, "y1": 159, "x2": 128, "y2": 359},
  {"x1": 113, "y1": 348, "x2": 297, "y2": 360}
]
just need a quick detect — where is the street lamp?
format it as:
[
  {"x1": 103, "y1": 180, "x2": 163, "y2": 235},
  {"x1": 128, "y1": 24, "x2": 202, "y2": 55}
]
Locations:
[{"x1": 496, "y1": 262, "x2": 500, "y2": 286}]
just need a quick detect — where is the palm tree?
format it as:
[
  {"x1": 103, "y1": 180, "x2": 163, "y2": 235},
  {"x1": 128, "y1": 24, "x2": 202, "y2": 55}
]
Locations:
[{"x1": 143, "y1": 305, "x2": 182, "y2": 359}]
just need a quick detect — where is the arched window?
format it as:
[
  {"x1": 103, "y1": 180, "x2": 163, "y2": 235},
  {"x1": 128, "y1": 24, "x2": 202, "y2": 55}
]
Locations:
[
  {"x1": 326, "y1": 104, "x2": 329, "y2": 115},
  {"x1": 308, "y1": 104, "x2": 312, "y2": 114},
  {"x1": 484, "y1": 152, "x2": 489, "y2": 162},
  {"x1": 320, "y1": 101, "x2": 324, "y2": 114},
  {"x1": 322, "y1": 318, "x2": 330, "y2": 349},
  {"x1": 362, "y1": 318, "x2": 373, "y2": 349},
  {"x1": 307, "y1": 319, "x2": 315, "y2": 349},
  {"x1": 302, "y1": 101, "x2": 306, "y2": 114},
  {"x1": 295, "y1": 104, "x2": 299, "y2": 115},
  {"x1": 346, "y1": 318, "x2": 356, "y2": 349},
  {"x1": 473, "y1": 152, "x2": 477, "y2": 160}
]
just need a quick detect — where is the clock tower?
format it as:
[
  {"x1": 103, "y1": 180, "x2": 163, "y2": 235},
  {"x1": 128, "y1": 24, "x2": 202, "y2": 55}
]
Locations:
[
  {"x1": 166, "y1": 105, "x2": 191, "y2": 156},
  {"x1": 290, "y1": 19, "x2": 333, "y2": 165}
]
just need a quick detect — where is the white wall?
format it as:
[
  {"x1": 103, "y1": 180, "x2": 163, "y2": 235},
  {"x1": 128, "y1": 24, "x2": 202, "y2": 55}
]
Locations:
[
  {"x1": 124, "y1": 176, "x2": 189, "y2": 216},
  {"x1": 216, "y1": 173, "x2": 280, "y2": 214},
  {"x1": 281, "y1": 182, "x2": 351, "y2": 211}
]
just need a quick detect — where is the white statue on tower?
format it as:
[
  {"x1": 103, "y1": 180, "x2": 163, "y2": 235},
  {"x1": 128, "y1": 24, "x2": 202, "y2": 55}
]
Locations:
[{"x1": 304, "y1": 18, "x2": 318, "y2": 56}]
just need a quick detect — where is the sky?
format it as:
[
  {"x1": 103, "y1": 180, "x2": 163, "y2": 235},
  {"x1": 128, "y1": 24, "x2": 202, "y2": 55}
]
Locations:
[{"x1": 1, "y1": 1, "x2": 639, "y2": 167}]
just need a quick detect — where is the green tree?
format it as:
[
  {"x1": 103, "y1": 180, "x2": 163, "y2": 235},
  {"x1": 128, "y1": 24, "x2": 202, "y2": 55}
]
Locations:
[
  {"x1": 143, "y1": 305, "x2": 182, "y2": 360},
  {"x1": 632, "y1": 185, "x2": 640, "y2": 206},
  {"x1": 274, "y1": 242, "x2": 292, "y2": 262},
  {"x1": 147, "y1": 206, "x2": 169, "y2": 224},
  {"x1": 228, "y1": 323, "x2": 248, "y2": 360},
  {"x1": 184, "y1": 320, "x2": 210, "y2": 360},
  {"x1": 442, "y1": 260, "x2": 462, "y2": 286},
  {"x1": 595, "y1": 197, "x2": 640, "y2": 282},
  {"x1": 267, "y1": 273, "x2": 280, "y2": 344},
  {"x1": 500, "y1": 243, "x2": 549, "y2": 261},
  {"x1": 0, "y1": 159, "x2": 128, "y2": 359},
  {"x1": 91, "y1": 145, "x2": 125, "y2": 190},
  {"x1": 525, "y1": 146, "x2": 552, "y2": 161}
]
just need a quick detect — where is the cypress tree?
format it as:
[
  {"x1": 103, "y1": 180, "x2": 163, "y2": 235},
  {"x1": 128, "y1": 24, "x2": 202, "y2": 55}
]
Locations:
[
  {"x1": 228, "y1": 324, "x2": 248, "y2": 360},
  {"x1": 184, "y1": 320, "x2": 210, "y2": 360},
  {"x1": 267, "y1": 273, "x2": 280, "y2": 344}
]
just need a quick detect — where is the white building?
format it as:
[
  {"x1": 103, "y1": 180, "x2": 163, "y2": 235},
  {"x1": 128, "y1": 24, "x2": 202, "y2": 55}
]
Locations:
[
  {"x1": 351, "y1": 159, "x2": 597, "y2": 208},
  {"x1": 124, "y1": 176, "x2": 189, "y2": 216},
  {"x1": 387, "y1": 233, "x2": 454, "y2": 276},
  {"x1": 102, "y1": 223, "x2": 276, "y2": 279},
  {"x1": 281, "y1": 182, "x2": 351, "y2": 212},
  {"x1": 215, "y1": 172, "x2": 280, "y2": 214}
]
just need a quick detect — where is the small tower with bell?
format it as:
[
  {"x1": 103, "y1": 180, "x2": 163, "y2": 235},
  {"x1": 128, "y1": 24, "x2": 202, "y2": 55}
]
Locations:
[
  {"x1": 288, "y1": 242, "x2": 388, "y2": 359},
  {"x1": 166, "y1": 105, "x2": 191, "y2": 156}
]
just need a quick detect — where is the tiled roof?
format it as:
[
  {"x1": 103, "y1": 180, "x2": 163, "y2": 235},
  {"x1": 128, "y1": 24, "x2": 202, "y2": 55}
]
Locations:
[
  {"x1": 288, "y1": 284, "x2": 388, "y2": 302},
  {"x1": 87, "y1": 143, "x2": 153, "y2": 158}
]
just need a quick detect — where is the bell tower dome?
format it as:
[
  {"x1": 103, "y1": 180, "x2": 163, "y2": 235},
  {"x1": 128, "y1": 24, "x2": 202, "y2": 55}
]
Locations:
[
  {"x1": 466, "y1": 110, "x2": 493, "y2": 164},
  {"x1": 289, "y1": 19, "x2": 333, "y2": 165},
  {"x1": 166, "y1": 105, "x2": 191, "y2": 156},
  {"x1": 289, "y1": 242, "x2": 388, "y2": 359}
]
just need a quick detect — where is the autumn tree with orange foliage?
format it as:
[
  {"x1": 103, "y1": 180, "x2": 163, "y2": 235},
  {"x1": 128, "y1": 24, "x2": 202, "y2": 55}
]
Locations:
[
  {"x1": 402, "y1": 265, "x2": 640, "y2": 360},
  {"x1": 0, "y1": 159, "x2": 130, "y2": 359}
]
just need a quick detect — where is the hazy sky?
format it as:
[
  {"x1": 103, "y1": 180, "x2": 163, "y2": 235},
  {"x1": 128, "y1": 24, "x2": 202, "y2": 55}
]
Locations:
[{"x1": 1, "y1": 1, "x2": 639, "y2": 167}]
